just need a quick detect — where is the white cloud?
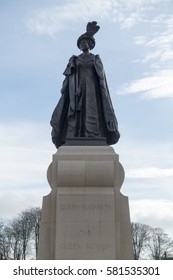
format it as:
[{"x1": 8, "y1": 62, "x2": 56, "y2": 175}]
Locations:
[
  {"x1": 25, "y1": 0, "x2": 113, "y2": 36},
  {"x1": 0, "y1": 122, "x2": 51, "y2": 149},
  {"x1": 0, "y1": 122, "x2": 53, "y2": 188},
  {"x1": 160, "y1": 50, "x2": 173, "y2": 61},
  {"x1": 0, "y1": 191, "x2": 44, "y2": 219},
  {"x1": 120, "y1": 139, "x2": 173, "y2": 165},
  {"x1": 143, "y1": 32, "x2": 173, "y2": 66},
  {"x1": 141, "y1": 50, "x2": 162, "y2": 63},
  {"x1": 126, "y1": 167, "x2": 173, "y2": 179},
  {"x1": 0, "y1": 147, "x2": 49, "y2": 187},
  {"x1": 119, "y1": 13, "x2": 142, "y2": 29},
  {"x1": 116, "y1": 140, "x2": 173, "y2": 199},
  {"x1": 116, "y1": 139, "x2": 173, "y2": 174},
  {"x1": 24, "y1": 0, "x2": 165, "y2": 35},
  {"x1": 126, "y1": 15, "x2": 173, "y2": 99},
  {"x1": 130, "y1": 199, "x2": 173, "y2": 238},
  {"x1": 118, "y1": 69, "x2": 173, "y2": 99},
  {"x1": 134, "y1": 35, "x2": 147, "y2": 45},
  {"x1": 134, "y1": 15, "x2": 173, "y2": 65}
]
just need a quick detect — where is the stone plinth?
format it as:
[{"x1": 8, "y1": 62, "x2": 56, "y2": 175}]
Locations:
[{"x1": 37, "y1": 145, "x2": 133, "y2": 259}]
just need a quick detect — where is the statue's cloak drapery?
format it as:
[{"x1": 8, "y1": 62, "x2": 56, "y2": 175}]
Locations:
[{"x1": 50, "y1": 54, "x2": 120, "y2": 148}]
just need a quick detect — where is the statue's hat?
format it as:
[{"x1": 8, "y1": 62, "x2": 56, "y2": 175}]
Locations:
[{"x1": 77, "y1": 21, "x2": 100, "y2": 50}]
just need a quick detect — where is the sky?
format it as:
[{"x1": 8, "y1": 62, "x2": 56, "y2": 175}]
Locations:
[{"x1": 0, "y1": 0, "x2": 173, "y2": 240}]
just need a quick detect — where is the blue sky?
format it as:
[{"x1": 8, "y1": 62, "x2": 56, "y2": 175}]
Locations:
[{"x1": 0, "y1": 0, "x2": 173, "y2": 240}]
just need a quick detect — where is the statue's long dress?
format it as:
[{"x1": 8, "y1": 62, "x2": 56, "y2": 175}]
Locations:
[{"x1": 66, "y1": 53, "x2": 103, "y2": 138}]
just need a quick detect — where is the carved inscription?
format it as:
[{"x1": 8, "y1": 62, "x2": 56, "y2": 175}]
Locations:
[
  {"x1": 59, "y1": 203, "x2": 112, "y2": 210},
  {"x1": 60, "y1": 242, "x2": 111, "y2": 251},
  {"x1": 60, "y1": 243, "x2": 81, "y2": 250},
  {"x1": 80, "y1": 229, "x2": 93, "y2": 237},
  {"x1": 56, "y1": 200, "x2": 115, "y2": 257}
]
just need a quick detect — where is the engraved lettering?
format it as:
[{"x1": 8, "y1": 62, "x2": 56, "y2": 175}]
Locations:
[
  {"x1": 86, "y1": 242, "x2": 111, "y2": 250},
  {"x1": 59, "y1": 203, "x2": 112, "y2": 211},
  {"x1": 80, "y1": 229, "x2": 93, "y2": 236},
  {"x1": 60, "y1": 242, "x2": 110, "y2": 251},
  {"x1": 60, "y1": 242, "x2": 81, "y2": 249}
]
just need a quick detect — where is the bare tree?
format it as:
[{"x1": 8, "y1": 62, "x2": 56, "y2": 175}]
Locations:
[
  {"x1": 0, "y1": 220, "x2": 4, "y2": 259},
  {"x1": 17, "y1": 210, "x2": 34, "y2": 259},
  {"x1": 2, "y1": 218, "x2": 24, "y2": 260},
  {"x1": 0, "y1": 207, "x2": 42, "y2": 260},
  {"x1": 147, "y1": 227, "x2": 173, "y2": 260},
  {"x1": 29, "y1": 207, "x2": 41, "y2": 257},
  {"x1": 0, "y1": 219, "x2": 12, "y2": 260},
  {"x1": 131, "y1": 222, "x2": 151, "y2": 259}
]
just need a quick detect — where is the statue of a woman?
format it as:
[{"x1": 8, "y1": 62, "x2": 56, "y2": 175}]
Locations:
[{"x1": 50, "y1": 21, "x2": 120, "y2": 149}]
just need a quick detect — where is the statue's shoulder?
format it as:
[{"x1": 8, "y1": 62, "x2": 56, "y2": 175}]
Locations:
[
  {"x1": 95, "y1": 54, "x2": 101, "y2": 59},
  {"x1": 94, "y1": 54, "x2": 103, "y2": 67},
  {"x1": 89, "y1": 53, "x2": 99, "y2": 59},
  {"x1": 66, "y1": 55, "x2": 77, "y2": 69},
  {"x1": 69, "y1": 55, "x2": 77, "y2": 62}
]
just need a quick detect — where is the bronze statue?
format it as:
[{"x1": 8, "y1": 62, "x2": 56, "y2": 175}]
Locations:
[{"x1": 50, "y1": 21, "x2": 120, "y2": 148}]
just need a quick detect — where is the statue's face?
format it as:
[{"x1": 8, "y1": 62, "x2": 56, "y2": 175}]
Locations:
[{"x1": 79, "y1": 39, "x2": 90, "y2": 51}]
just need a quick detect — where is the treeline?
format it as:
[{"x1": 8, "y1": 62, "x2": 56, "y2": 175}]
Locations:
[
  {"x1": 0, "y1": 207, "x2": 173, "y2": 259},
  {"x1": 0, "y1": 207, "x2": 41, "y2": 260},
  {"x1": 131, "y1": 222, "x2": 173, "y2": 260}
]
